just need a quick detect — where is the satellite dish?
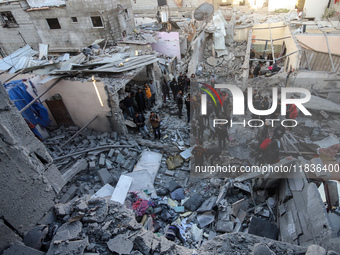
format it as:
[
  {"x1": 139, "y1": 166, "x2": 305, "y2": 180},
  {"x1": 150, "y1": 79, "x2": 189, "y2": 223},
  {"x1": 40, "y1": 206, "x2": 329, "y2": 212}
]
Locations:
[
  {"x1": 194, "y1": 3, "x2": 214, "y2": 21},
  {"x1": 117, "y1": 4, "x2": 124, "y2": 14}
]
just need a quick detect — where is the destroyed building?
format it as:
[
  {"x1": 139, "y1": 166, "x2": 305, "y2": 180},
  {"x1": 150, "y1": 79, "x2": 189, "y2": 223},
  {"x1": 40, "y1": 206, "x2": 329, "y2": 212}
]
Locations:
[
  {"x1": 1, "y1": 1, "x2": 340, "y2": 255},
  {"x1": 0, "y1": 0, "x2": 134, "y2": 54}
]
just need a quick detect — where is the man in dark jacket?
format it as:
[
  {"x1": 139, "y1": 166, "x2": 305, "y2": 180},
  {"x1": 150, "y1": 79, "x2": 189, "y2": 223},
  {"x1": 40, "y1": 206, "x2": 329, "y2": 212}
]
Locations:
[
  {"x1": 176, "y1": 90, "x2": 183, "y2": 118},
  {"x1": 177, "y1": 72, "x2": 185, "y2": 85},
  {"x1": 185, "y1": 94, "x2": 191, "y2": 123},
  {"x1": 169, "y1": 78, "x2": 177, "y2": 100},
  {"x1": 123, "y1": 93, "x2": 134, "y2": 117},
  {"x1": 216, "y1": 120, "x2": 229, "y2": 150},
  {"x1": 135, "y1": 88, "x2": 146, "y2": 113},
  {"x1": 133, "y1": 112, "x2": 150, "y2": 138},
  {"x1": 162, "y1": 80, "x2": 170, "y2": 103}
]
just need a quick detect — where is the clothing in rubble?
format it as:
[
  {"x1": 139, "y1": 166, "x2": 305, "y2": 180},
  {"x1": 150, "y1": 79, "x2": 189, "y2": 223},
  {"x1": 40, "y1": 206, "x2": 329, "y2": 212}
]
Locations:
[{"x1": 132, "y1": 199, "x2": 155, "y2": 217}]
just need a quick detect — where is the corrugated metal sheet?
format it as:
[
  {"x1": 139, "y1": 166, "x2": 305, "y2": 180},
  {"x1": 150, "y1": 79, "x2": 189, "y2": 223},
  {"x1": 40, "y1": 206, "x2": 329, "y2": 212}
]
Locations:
[
  {"x1": 0, "y1": 45, "x2": 38, "y2": 72},
  {"x1": 300, "y1": 49, "x2": 340, "y2": 72}
]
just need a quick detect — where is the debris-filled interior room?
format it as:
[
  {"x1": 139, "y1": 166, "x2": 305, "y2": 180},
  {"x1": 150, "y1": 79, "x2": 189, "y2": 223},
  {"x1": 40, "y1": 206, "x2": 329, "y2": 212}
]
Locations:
[{"x1": 1, "y1": 0, "x2": 340, "y2": 254}]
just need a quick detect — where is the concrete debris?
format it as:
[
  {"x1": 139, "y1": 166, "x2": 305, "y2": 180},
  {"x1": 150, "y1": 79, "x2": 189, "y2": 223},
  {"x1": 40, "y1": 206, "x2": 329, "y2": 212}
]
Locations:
[
  {"x1": 110, "y1": 175, "x2": 133, "y2": 204},
  {"x1": 0, "y1": 220, "x2": 22, "y2": 254},
  {"x1": 107, "y1": 235, "x2": 133, "y2": 255},
  {"x1": 3, "y1": 241, "x2": 45, "y2": 255}
]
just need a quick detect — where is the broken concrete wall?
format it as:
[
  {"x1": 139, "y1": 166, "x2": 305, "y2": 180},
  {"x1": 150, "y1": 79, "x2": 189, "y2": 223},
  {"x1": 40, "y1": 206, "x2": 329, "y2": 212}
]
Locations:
[
  {"x1": 152, "y1": 32, "x2": 181, "y2": 60},
  {"x1": 41, "y1": 78, "x2": 112, "y2": 132},
  {"x1": 188, "y1": 31, "x2": 206, "y2": 75},
  {"x1": 279, "y1": 178, "x2": 336, "y2": 247},
  {"x1": 105, "y1": 91, "x2": 128, "y2": 135},
  {"x1": 0, "y1": 82, "x2": 64, "y2": 236},
  {"x1": 251, "y1": 22, "x2": 299, "y2": 71},
  {"x1": 0, "y1": 1, "x2": 41, "y2": 55},
  {"x1": 26, "y1": 0, "x2": 134, "y2": 52},
  {"x1": 304, "y1": 0, "x2": 329, "y2": 18}
]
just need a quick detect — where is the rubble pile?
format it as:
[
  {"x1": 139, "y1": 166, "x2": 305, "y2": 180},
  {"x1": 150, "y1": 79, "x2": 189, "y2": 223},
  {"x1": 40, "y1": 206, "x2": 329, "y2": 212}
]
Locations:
[
  {"x1": 15, "y1": 194, "x2": 312, "y2": 255},
  {"x1": 200, "y1": 40, "x2": 247, "y2": 79}
]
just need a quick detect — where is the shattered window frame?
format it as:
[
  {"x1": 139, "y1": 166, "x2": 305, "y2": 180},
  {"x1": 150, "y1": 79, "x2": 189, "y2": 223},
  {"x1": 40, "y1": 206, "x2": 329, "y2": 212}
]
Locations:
[
  {"x1": 90, "y1": 16, "x2": 104, "y2": 28},
  {"x1": 46, "y1": 18, "x2": 61, "y2": 29},
  {"x1": 124, "y1": 9, "x2": 130, "y2": 20},
  {"x1": 0, "y1": 11, "x2": 19, "y2": 28}
]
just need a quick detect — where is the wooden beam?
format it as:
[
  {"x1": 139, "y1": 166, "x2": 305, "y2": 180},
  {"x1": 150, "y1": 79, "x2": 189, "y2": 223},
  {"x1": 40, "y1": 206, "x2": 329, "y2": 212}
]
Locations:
[
  {"x1": 19, "y1": 78, "x2": 62, "y2": 114},
  {"x1": 60, "y1": 115, "x2": 99, "y2": 148}
]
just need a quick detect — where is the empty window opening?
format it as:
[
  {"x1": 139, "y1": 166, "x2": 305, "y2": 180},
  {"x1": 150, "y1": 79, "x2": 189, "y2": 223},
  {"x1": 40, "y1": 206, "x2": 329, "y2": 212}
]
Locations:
[
  {"x1": 46, "y1": 18, "x2": 61, "y2": 29},
  {"x1": 71, "y1": 17, "x2": 78, "y2": 23},
  {"x1": 124, "y1": 9, "x2": 130, "y2": 20},
  {"x1": 0, "y1": 11, "x2": 19, "y2": 28},
  {"x1": 91, "y1": 16, "x2": 103, "y2": 28}
]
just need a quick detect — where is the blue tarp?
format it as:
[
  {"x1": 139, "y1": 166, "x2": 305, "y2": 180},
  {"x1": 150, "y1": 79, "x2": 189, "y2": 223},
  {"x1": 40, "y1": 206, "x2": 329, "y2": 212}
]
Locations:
[{"x1": 3, "y1": 80, "x2": 50, "y2": 138}]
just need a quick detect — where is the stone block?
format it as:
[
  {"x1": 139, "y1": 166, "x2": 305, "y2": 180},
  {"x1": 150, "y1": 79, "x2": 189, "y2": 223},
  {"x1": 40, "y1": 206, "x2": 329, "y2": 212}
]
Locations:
[
  {"x1": 107, "y1": 235, "x2": 133, "y2": 254},
  {"x1": 62, "y1": 159, "x2": 88, "y2": 183},
  {"x1": 89, "y1": 161, "x2": 96, "y2": 171},
  {"x1": 216, "y1": 221, "x2": 234, "y2": 233},
  {"x1": 3, "y1": 241, "x2": 45, "y2": 255},
  {"x1": 110, "y1": 175, "x2": 133, "y2": 204},
  {"x1": 91, "y1": 184, "x2": 114, "y2": 200},
  {"x1": 248, "y1": 217, "x2": 278, "y2": 240},
  {"x1": 97, "y1": 168, "x2": 113, "y2": 185},
  {"x1": 0, "y1": 220, "x2": 22, "y2": 253},
  {"x1": 99, "y1": 156, "x2": 105, "y2": 167},
  {"x1": 59, "y1": 185, "x2": 78, "y2": 204}
]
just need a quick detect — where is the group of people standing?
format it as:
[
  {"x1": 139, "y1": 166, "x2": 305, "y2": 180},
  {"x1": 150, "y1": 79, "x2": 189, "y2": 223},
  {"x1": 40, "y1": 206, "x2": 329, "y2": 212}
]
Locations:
[{"x1": 123, "y1": 72, "x2": 196, "y2": 140}]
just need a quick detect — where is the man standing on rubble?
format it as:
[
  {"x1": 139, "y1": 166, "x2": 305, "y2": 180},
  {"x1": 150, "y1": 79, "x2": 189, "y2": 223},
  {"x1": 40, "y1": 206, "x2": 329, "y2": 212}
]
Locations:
[
  {"x1": 123, "y1": 93, "x2": 134, "y2": 117},
  {"x1": 149, "y1": 112, "x2": 161, "y2": 140},
  {"x1": 135, "y1": 88, "x2": 146, "y2": 113},
  {"x1": 176, "y1": 90, "x2": 183, "y2": 119},
  {"x1": 161, "y1": 78, "x2": 170, "y2": 103},
  {"x1": 192, "y1": 141, "x2": 207, "y2": 166},
  {"x1": 216, "y1": 119, "x2": 229, "y2": 150},
  {"x1": 185, "y1": 93, "x2": 191, "y2": 123},
  {"x1": 149, "y1": 80, "x2": 156, "y2": 108},
  {"x1": 169, "y1": 78, "x2": 177, "y2": 101},
  {"x1": 143, "y1": 82, "x2": 152, "y2": 110},
  {"x1": 253, "y1": 63, "x2": 263, "y2": 77},
  {"x1": 133, "y1": 112, "x2": 150, "y2": 138},
  {"x1": 177, "y1": 72, "x2": 185, "y2": 85},
  {"x1": 190, "y1": 73, "x2": 197, "y2": 88}
]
